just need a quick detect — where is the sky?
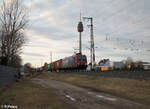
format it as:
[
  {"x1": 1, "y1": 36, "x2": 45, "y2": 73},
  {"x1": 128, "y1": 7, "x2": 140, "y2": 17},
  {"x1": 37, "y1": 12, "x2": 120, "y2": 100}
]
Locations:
[{"x1": 17, "y1": 0, "x2": 150, "y2": 67}]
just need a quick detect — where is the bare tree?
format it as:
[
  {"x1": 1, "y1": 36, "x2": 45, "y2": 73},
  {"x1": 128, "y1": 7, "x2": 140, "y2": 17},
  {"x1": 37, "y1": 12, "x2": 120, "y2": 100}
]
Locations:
[
  {"x1": 10, "y1": 54, "x2": 23, "y2": 68},
  {"x1": 24, "y1": 62, "x2": 33, "y2": 73},
  {"x1": 0, "y1": 0, "x2": 28, "y2": 66}
]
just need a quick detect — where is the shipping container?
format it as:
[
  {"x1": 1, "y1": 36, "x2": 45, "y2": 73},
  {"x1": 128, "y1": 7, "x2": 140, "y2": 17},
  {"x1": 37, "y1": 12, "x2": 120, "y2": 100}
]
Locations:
[
  {"x1": 55, "y1": 59, "x2": 62, "y2": 69},
  {"x1": 47, "y1": 64, "x2": 51, "y2": 71},
  {"x1": 51, "y1": 62, "x2": 55, "y2": 71}
]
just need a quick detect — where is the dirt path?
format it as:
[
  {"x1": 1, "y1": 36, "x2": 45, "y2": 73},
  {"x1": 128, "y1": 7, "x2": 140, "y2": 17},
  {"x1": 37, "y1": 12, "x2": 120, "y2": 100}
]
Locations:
[{"x1": 32, "y1": 78, "x2": 149, "y2": 109}]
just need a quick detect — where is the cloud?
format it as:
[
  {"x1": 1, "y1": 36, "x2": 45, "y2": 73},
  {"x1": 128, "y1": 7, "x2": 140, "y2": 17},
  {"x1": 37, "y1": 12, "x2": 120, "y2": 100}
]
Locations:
[
  {"x1": 23, "y1": 52, "x2": 44, "y2": 57},
  {"x1": 21, "y1": 0, "x2": 150, "y2": 66}
]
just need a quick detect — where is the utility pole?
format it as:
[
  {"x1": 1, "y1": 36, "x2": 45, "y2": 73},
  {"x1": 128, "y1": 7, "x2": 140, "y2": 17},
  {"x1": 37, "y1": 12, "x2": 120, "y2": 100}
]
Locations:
[
  {"x1": 50, "y1": 51, "x2": 52, "y2": 63},
  {"x1": 41, "y1": 59, "x2": 43, "y2": 67},
  {"x1": 83, "y1": 17, "x2": 95, "y2": 70},
  {"x1": 77, "y1": 13, "x2": 84, "y2": 54}
]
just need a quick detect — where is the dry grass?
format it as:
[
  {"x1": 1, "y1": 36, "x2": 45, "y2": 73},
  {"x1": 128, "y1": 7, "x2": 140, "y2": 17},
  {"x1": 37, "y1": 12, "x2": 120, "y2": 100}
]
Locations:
[
  {"x1": 1, "y1": 72, "x2": 149, "y2": 108},
  {"x1": 39, "y1": 72, "x2": 150, "y2": 106},
  {"x1": 0, "y1": 79, "x2": 74, "y2": 109}
]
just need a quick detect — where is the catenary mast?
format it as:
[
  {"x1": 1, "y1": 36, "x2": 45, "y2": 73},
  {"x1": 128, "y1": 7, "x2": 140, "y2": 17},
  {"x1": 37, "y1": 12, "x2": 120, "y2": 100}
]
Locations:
[{"x1": 83, "y1": 17, "x2": 95, "y2": 70}]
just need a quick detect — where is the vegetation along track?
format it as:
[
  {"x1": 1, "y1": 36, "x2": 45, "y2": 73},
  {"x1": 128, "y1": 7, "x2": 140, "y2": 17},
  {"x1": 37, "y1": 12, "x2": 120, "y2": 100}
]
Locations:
[{"x1": 52, "y1": 70, "x2": 150, "y2": 80}]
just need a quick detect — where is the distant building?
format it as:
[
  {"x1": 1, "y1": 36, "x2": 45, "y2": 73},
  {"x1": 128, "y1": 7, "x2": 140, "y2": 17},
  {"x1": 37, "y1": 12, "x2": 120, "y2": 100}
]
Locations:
[
  {"x1": 142, "y1": 62, "x2": 150, "y2": 70},
  {"x1": 113, "y1": 61, "x2": 125, "y2": 69},
  {"x1": 97, "y1": 59, "x2": 113, "y2": 71},
  {"x1": 104, "y1": 60, "x2": 113, "y2": 67},
  {"x1": 98, "y1": 59, "x2": 107, "y2": 65}
]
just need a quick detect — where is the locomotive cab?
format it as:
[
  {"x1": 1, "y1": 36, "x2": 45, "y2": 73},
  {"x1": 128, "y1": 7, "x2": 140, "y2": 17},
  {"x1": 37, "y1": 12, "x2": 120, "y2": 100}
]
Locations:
[{"x1": 75, "y1": 54, "x2": 87, "y2": 69}]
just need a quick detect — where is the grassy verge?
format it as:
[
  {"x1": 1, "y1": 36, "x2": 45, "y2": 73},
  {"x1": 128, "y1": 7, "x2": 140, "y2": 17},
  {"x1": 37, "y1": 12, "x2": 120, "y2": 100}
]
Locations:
[
  {"x1": 38, "y1": 72, "x2": 150, "y2": 106},
  {"x1": 0, "y1": 79, "x2": 74, "y2": 109}
]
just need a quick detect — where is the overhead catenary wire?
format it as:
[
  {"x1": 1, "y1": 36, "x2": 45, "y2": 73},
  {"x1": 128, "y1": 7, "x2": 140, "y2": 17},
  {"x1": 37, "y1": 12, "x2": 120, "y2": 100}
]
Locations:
[
  {"x1": 79, "y1": 0, "x2": 150, "y2": 62},
  {"x1": 95, "y1": 0, "x2": 150, "y2": 38}
]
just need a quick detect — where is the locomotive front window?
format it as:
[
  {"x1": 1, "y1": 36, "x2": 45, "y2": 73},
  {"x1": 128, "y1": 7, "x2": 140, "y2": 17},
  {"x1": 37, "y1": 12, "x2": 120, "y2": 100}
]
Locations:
[
  {"x1": 77, "y1": 56, "x2": 82, "y2": 61},
  {"x1": 77, "y1": 56, "x2": 87, "y2": 62},
  {"x1": 82, "y1": 56, "x2": 87, "y2": 61}
]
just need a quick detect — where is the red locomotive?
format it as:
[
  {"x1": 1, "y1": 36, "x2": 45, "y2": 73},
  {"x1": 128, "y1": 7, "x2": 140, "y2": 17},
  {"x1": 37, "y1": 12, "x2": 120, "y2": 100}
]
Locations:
[{"x1": 50, "y1": 53, "x2": 87, "y2": 71}]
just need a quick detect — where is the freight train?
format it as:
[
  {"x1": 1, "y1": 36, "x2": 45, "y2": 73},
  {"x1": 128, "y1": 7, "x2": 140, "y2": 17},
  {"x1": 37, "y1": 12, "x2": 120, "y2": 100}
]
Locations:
[{"x1": 42, "y1": 53, "x2": 87, "y2": 71}]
